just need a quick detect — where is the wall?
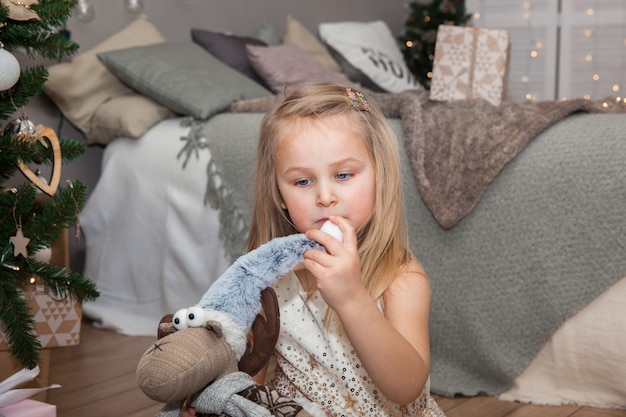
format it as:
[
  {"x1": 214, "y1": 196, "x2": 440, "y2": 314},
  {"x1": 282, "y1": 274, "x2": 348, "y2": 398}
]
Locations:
[
  {"x1": 467, "y1": 0, "x2": 626, "y2": 102},
  {"x1": 14, "y1": 0, "x2": 410, "y2": 272}
]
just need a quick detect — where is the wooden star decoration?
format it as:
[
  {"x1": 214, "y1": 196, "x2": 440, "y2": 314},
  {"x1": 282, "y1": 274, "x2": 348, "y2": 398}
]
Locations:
[{"x1": 10, "y1": 228, "x2": 30, "y2": 258}]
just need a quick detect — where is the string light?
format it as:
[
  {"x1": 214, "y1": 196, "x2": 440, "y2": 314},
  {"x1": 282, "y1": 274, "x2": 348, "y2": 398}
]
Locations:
[
  {"x1": 468, "y1": 1, "x2": 625, "y2": 102},
  {"x1": 584, "y1": 2, "x2": 598, "y2": 99},
  {"x1": 521, "y1": 1, "x2": 540, "y2": 102},
  {"x1": 75, "y1": 0, "x2": 145, "y2": 23}
]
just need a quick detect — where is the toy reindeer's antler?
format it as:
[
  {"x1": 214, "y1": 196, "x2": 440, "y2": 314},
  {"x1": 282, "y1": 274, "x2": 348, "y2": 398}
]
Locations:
[{"x1": 238, "y1": 287, "x2": 280, "y2": 376}]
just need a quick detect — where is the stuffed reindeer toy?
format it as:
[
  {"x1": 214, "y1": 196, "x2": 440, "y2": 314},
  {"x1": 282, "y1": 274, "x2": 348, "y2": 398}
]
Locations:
[{"x1": 136, "y1": 222, "x2": 343, "y2": 417}]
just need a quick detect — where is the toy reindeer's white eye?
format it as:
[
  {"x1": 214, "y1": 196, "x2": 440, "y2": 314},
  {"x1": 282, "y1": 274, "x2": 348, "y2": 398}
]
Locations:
[
  {"x1": 172, "y1": 309, "x2": 189, "y2": 330},
  {"x1": 186, "y1": 306, "x2": 207, "y2": 328}
]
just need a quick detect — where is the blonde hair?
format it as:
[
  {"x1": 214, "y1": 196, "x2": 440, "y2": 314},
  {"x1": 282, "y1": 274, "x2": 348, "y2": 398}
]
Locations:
[{"x1": 247, "y1": 83, "x2": 414, "y2": 301}]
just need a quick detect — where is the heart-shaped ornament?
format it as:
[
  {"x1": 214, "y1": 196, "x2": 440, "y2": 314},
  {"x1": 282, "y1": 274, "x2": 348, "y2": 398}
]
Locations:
[{"x1": 17, "y1": 126, "x2": 62, "y2": 196}]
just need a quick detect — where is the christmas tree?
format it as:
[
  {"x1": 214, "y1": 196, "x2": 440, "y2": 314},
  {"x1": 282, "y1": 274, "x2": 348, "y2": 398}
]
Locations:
[
  {"x1": 0, "y1": 0, "x2": 99, "y2": 369},
  {"x1": 399, "y1": 0, "x2": 472, "y2": 89}
]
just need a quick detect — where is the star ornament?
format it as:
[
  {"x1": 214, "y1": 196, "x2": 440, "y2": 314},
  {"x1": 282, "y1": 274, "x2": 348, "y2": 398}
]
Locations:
[{"x1": 10, "y1": 228, "x2": 30, "y2": 257}]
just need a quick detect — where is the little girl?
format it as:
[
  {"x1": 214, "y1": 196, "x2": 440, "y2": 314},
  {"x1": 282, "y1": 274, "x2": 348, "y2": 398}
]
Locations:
[{"x1": 247, "y1": 83, "x2": 445, "y2": 416}]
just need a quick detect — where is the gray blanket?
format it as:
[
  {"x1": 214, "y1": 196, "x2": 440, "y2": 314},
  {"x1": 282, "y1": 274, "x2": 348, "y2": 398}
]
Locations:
[{"x1": 186, "y1": 110, "x2": 626, "y2": 397}]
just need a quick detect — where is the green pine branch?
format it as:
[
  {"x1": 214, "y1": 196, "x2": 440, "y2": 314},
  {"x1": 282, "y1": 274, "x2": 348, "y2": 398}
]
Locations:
[
  {"x1": 0, "y1": 181, "x2": 98, "y2": 369},
  {"x1": 1, "y1": 0, "x2": 99, "y2": 370},
  {"x1": 0, "y1": 273, "x2": 42, "y2": 369},
  {"x1": 1, "y1": 0, "x2": 78, "y2": 59},
  {"x1": 399, "y1": 0, "x2": 472, "y2": 89},
  {"x1": 0, "y1": 65, "x2": 48, "y2": 119},
  {"x1": 29, "y1": 181, "x2": 87, "y2": 253}
]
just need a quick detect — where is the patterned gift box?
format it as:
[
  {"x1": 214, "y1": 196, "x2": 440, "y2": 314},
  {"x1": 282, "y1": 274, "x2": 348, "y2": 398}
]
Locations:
[
  {"x1": 430, "y1": 25, "x2": 510, "y2": 106},
  {"x1": 0, "y1": 283, "x2": 82, "y2": 350},
  {"x1": 0, "y1": 229, "x2": 80, "y2": 351}
]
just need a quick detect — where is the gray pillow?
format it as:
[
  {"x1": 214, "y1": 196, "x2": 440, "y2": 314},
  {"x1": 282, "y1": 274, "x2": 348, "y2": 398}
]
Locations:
[
  {"x1": 97, "y1": 41, "x2": 272, "y2": 119},
  {"x1": 191, "y1": 28, "x2": 268, "y2": 87}
]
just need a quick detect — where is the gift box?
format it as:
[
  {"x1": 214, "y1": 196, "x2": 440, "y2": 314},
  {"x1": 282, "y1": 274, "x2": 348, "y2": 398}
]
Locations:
[
  {"x1": 0, "y1": 399, "x2": 56, "y2": 417},
  {"x1": 0, "y1": 350, "x2": 51, "y2": 402},
  {"x1": 0, "y1": 229, "x2": 81, "y2": 351},
  {"x1": 430, "y1": 25, "x2": 510, "y2": 106},
  {"x1": 0, "y1": 284, "x2": 82, "y2": 350}
]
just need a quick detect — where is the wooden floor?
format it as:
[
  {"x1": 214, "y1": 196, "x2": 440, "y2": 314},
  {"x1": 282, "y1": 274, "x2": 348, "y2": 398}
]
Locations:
[{"x1": 46, "y1": 319, "x2": 626, "y2": 417}]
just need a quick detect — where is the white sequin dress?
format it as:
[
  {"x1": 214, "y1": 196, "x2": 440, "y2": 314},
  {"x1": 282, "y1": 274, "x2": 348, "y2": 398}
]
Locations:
[{"x1": 271, "y1": 271, "x2": 446, "y2": 417}]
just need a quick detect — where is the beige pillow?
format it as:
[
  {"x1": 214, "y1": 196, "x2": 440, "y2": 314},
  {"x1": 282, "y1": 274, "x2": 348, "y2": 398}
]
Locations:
[
  {"x1": 88, "y1": 94, "x2": 174, "y2": 146},
  {"x1": 283, "y1": 15, "x2": 342, "y2": 73},
  {"x1": 43, "y1": 15, "x2": 170, "y2": 144}
]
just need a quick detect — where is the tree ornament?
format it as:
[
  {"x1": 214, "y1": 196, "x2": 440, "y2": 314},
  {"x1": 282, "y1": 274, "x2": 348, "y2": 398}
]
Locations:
[
  {"x1": 440, "y1": 0, "x2": 455, "y2": 13},
  {"x1": 10, "y1": 227, "x2": 30, "y2": 258},
  {"x1": 1, "y1": 0, "x2": 41, "y2": 21},
  {"x1": 75, "y1": 0, "x2": 95, "y2": 23},
  {"x1": 4, "y1": 115, "x2": 37, "y2": 137},
  {"x1": 33, "y1": 246, "x2": 52, "y2": 263},
  {"x1": 0, "y1": 46, "x2": 21, "y2": 91},
  {"x1": 14, "y1": 125, "x2": 63, "y2": 196},
  {"x1": 123, "y1": 0, "x2": 143, "y2": 14}
]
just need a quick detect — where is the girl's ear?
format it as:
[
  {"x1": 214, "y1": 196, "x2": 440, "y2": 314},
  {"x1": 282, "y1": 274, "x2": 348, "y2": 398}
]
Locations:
[{"x1": 278, "y1": 195, "x2": 287, "y2": 209}]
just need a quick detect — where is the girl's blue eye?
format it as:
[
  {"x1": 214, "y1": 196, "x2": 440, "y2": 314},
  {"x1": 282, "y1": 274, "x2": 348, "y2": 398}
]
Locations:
[
  {"x1": 296, "y1": 179, "x2": 310, "y2": 186},
  {"x1": 336, "y1": 173, "x2": 351, "y2": 180}
]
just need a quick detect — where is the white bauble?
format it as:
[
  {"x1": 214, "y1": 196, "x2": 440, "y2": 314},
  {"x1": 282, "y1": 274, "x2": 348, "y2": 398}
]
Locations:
[
  {"x1": 0, "y1": 48, "x2": 20, "y2": 91},
  {"x1": 75, "y1": 0, "x2": 95, "y2": 23},
  {"x1": 33, "y1": 246, "x2": 52, "y2": 263},
  {"x1": 123, "y1": 0, "x2": 144, "y2": 14}
]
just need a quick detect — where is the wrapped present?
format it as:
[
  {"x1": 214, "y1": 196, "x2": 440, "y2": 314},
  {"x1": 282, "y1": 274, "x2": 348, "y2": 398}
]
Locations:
[
  {"x1": 430, "y1": 25, "x2": 510, "y2": 106},
  {"x1": 0, "y1": 350, "x2": 51, "y2": 402},
  {"x1": 1, "y1": 230, "x2": 81, "y2": 351},
  {"x1": 0, "y1": 366, "x2": 60, "y2": 414},
  {"x1": 0, "y1": 281, "x2": 82, "y2": 350},
  {"x1": 0, "y1": 399, "x2": 56, "y2": 417}
]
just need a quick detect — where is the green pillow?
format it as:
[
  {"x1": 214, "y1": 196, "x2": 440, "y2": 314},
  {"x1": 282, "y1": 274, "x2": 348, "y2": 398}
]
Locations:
[{"x1": 97, "y1": 41, "x2": 272, "y2": 119}]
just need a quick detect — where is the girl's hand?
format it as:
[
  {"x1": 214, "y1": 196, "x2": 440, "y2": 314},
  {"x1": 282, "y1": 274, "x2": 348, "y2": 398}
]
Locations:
[
  {"x1": 302, "y1": 216, "x2": 368, "y2": 311},
  {"x1": 180, "y1": 398, "x2": 196, "y2": 416}
]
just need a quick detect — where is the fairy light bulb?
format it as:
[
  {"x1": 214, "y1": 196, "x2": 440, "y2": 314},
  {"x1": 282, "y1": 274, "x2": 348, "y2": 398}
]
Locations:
[
  {"x1": 124, "y1": 0, "x2": 144, "y2": 14},
  {"x1": 0, "y1": 45, "x2": 20, "y2": 91},
  {"x1": 75, "y1": 0, "x2": 95, "y2": 23}
]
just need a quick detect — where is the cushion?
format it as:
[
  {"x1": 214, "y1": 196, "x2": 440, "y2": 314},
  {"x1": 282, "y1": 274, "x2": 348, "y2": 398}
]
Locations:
[
  {"x1": 256, "y1": 23, "x2": 282, "y2": 46},
  {"x1": 97, "y1": 41, "x2": 272, "y2": 119},
  {"x1": 43, "y1": 15, "x2": 170, "y2": 145},
  {"x1": 246, "y1": 43, "x2": 350, "y2": 93},
  {"x1": 190, "y1": 28, "x2": 268, "y2": 86},
  {"x1": 89, "y1": 94, "x2": 174, "y2": 145},
  {"x1": 283, "y1": 14, "x2": 342, "y2": 73},
  {"x1": 318, "y1": 20, "x2": 422, "y2": 93}
]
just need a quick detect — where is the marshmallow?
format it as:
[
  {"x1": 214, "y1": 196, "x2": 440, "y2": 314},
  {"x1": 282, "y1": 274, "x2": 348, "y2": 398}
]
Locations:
[{"x1": 320, "y1": 221, "x2": 343, "y2": 243}]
